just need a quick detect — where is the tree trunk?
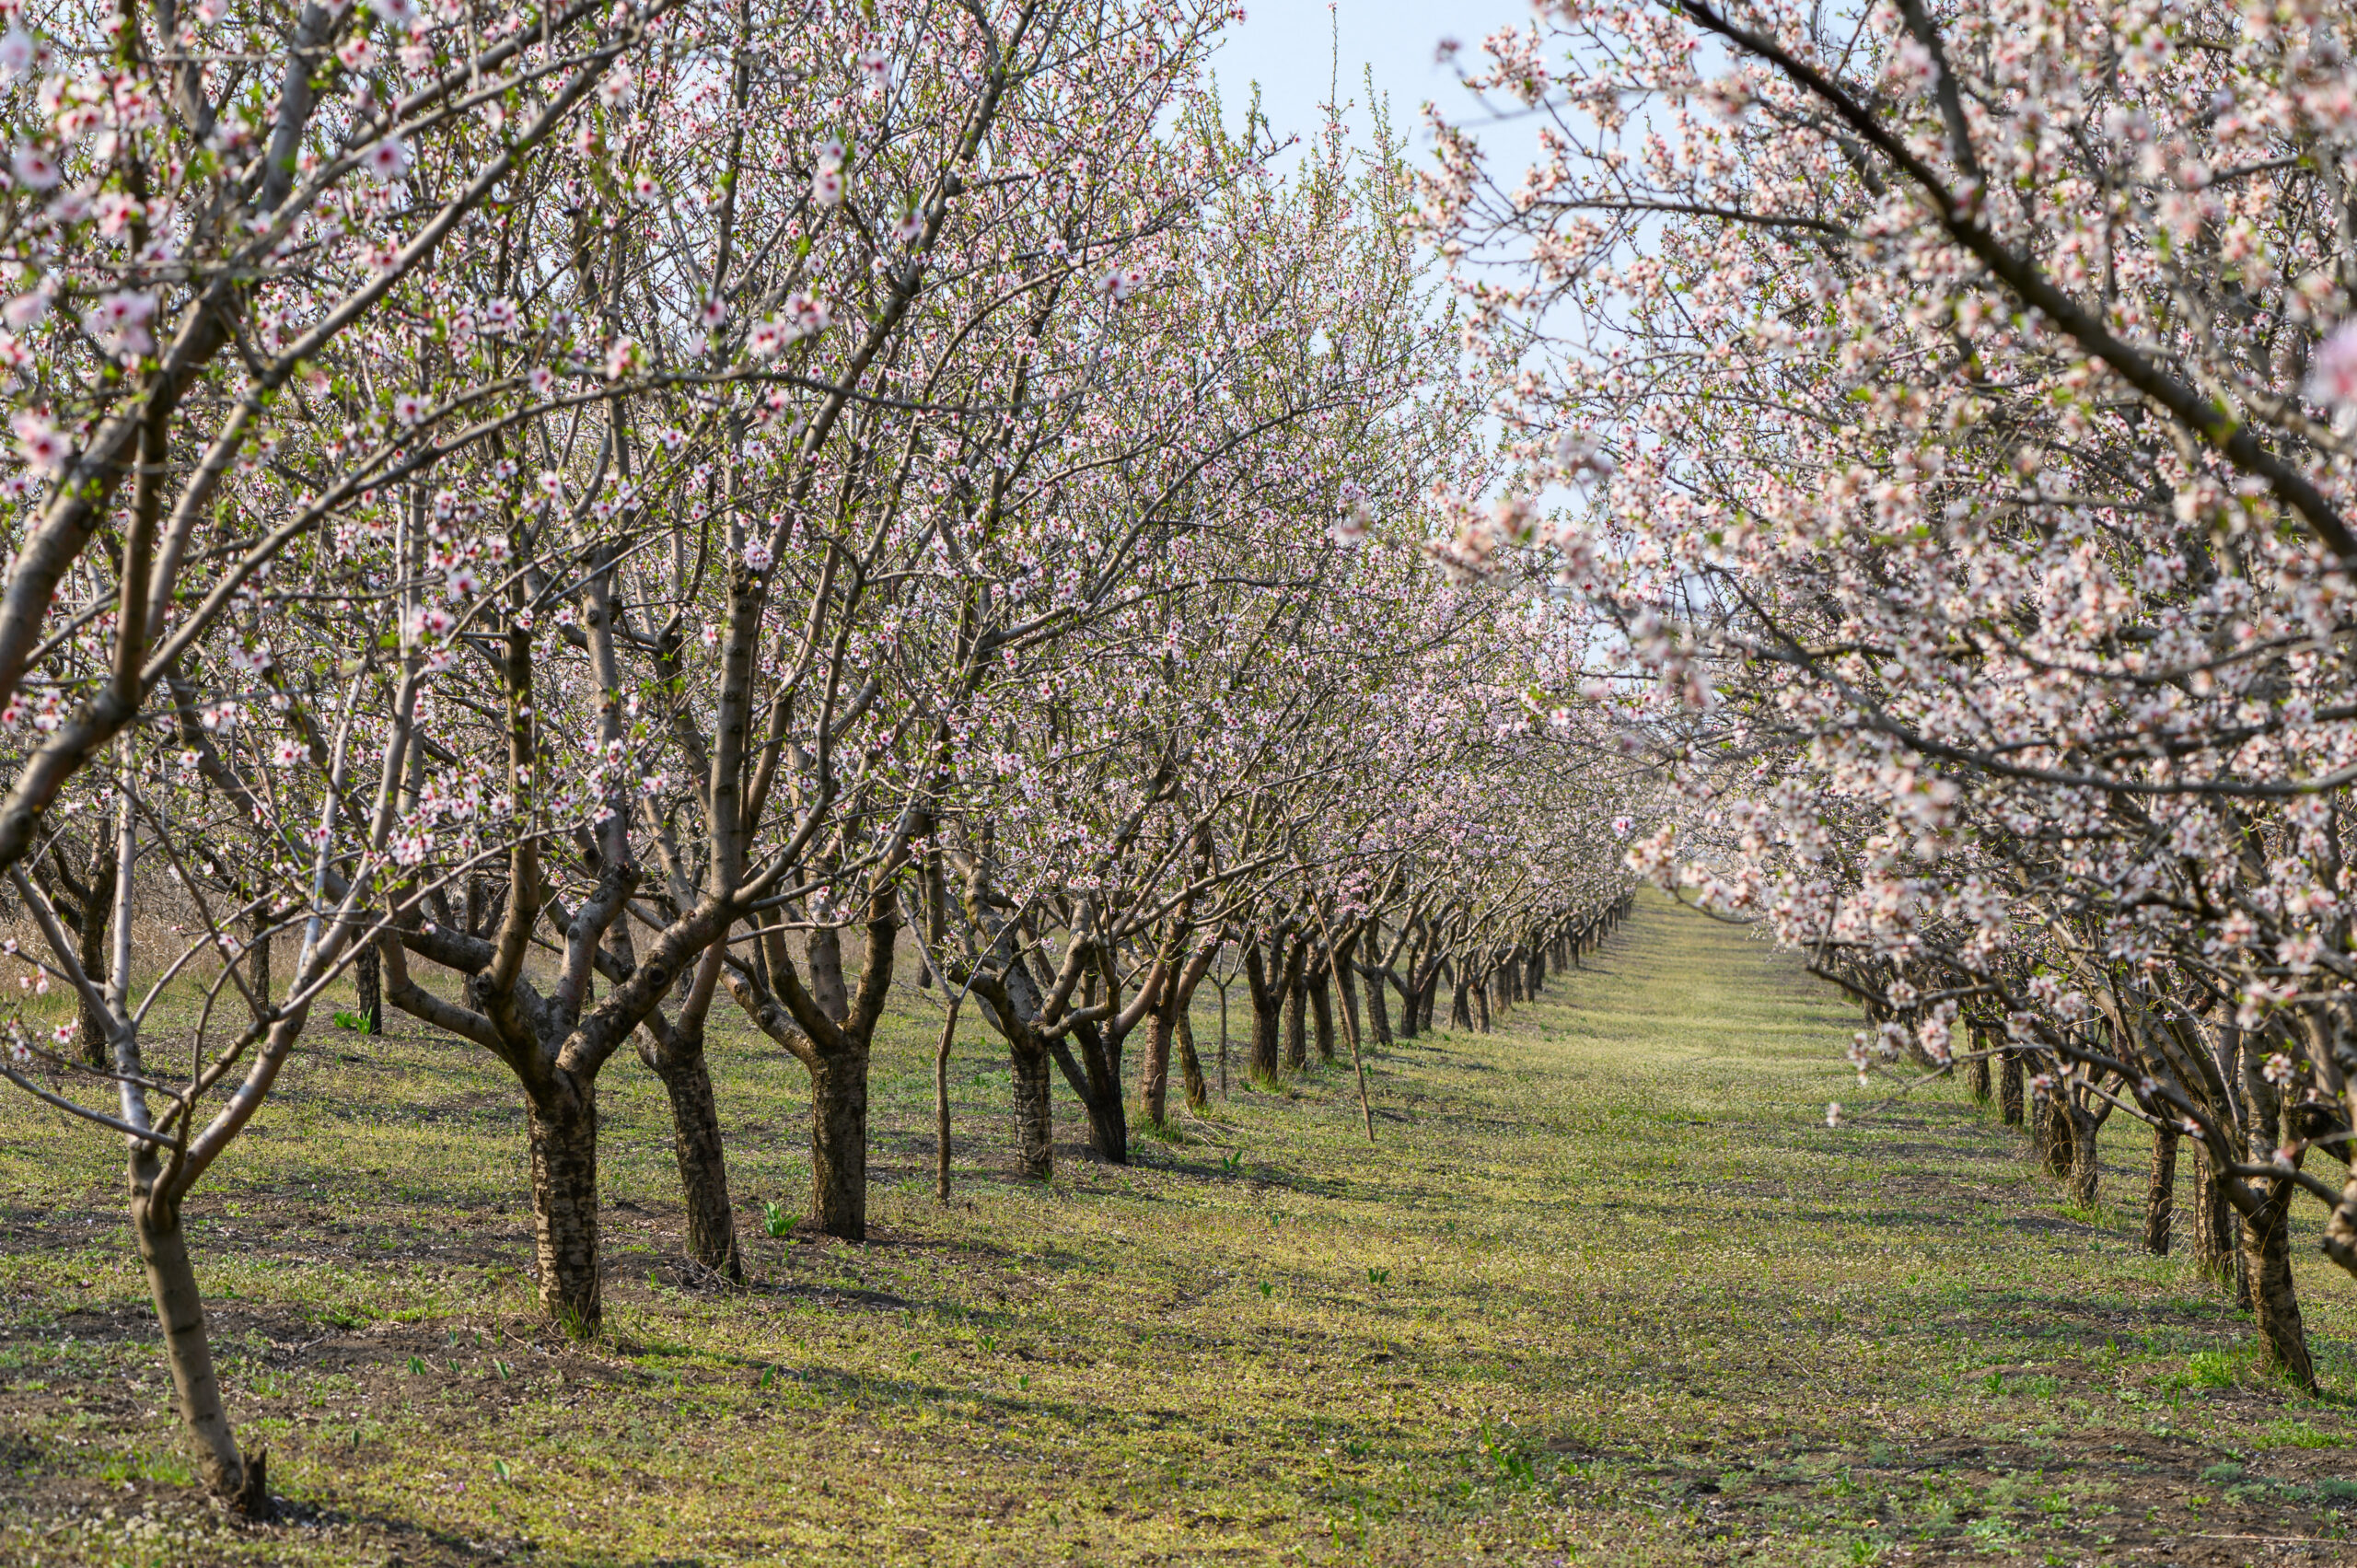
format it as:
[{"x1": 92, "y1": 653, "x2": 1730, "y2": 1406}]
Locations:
[
  {"x1": 2240, "y1": 1171, "x2": 2316, "y2": 1389},
  {"x1": 2035, "y1": 1086, "x2": 2073, "y2": 1179},
  {"x1": 1248, "y1": 997, "x2": 1281, "y2": 1083},
  {"x1": 2067, "y1": 1105, "x2": 2100, "y2": 1208},
  {"x1": 2191, "y1": 1141, "x2": 2238, "y2": 1285},
  {"x1": 1334, "y1": 940, "x2": 1363, "y2": 1050},
  {"x1": 1967, "y1": 1030, "x2": 1991, "y2": 1104},
  {"x1": 1140, "y1": 1001, "x2": 1175, "y2": 1127},
  {"x1": 132, "y1": 1167, "x2": 262, "y2": 1514},
  {"x1": 1283, "y1": 973, "x2": 1307, "y2": 1070},
  {"x1": 1053, "y1": 1020, "x2": 1131, "y2": 1166},
  {"x1": 1472, "y1": 977, "x2": 1492, "y2": 1032},
  {"x1": 1011, "y1": 1032, "x2": 1054, "y2": 1179},
  {"x1": 935, "y1": 1000, "x2": 959, "y2": 1204},
  {"x1": 75, "y1": 896, "x2": 111, "y2": 1069},
  {"x1": 1389, "y1": 970, "x2": 1418, "y2": 1040},
  {"x1": 2000, "y1": 1048, "x2": 2024, "y2": 1126},
  {"x1": 1243, "y1": 943, "x2": 1281, "y2": 1083},
  {"x1": 807, "y1": 1042, "x2": 871, "y2": 1237},
  {"x1": 354, "y1": 939, "x2": 382, "y2": 1035},
  {"x1": 645, "y1": 1033, "x2": 741, "y2": 1279},
  {"x1": 2142, "y1": 1124, "x2": 2177, "y2": 1256},
  {"x1": 1177, "y1": 1008, "x2": 1207, "y2": 1110},
  {"x1": 524, "y1": 1081, "x2": 603, "y2": 1336},
  {"x1": 1085, "y1": 1072, "x2": 1128, "y2": 1162},
  {"x1": 1361, "y1": 966, "x2": 1393, "y2": 1047},
  {"x1": 1450, "y1": 971, "x2": 1472, "y2": 1030},
  {"x1": 1418, "y1": 965, "x2": 1443, "y2": 1033},
  {"x1": 1308, "y1": 960, "x2": 1335, "y2": 1064}
]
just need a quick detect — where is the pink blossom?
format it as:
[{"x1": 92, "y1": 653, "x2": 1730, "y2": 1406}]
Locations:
[
  {"x1": 363, "y1": 135, "x2": 411, "y2": 182},
  {"x1": 783, "y1": 292, "x2": 830, "y2": 339},
  {"x1": 9, "y1": 145, "x2": 58, "y2": 190},
  {"x1": 86, "y1": 290, "x2": 157, "y2": 357},
  {"x1": 11, "y1": 410, "x2": 64, "y2": 474},
  {"x1": 2306, "y1": 319, "x2": 2357, "y2": 411}
]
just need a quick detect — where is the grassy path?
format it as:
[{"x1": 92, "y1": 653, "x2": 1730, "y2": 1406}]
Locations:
[{"x1": 4, "y1": 895, "x2": 2355, "y2": 1564}]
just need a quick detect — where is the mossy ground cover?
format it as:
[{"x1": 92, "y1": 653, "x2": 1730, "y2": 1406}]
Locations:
[{"x1": 3, "y1": 895, "x2": 2353, "y2": 1565}]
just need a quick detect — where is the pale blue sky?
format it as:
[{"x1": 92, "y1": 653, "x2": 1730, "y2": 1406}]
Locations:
[{"x1": 1207, "y1": 0, "x2": 1537, "y2": 154}]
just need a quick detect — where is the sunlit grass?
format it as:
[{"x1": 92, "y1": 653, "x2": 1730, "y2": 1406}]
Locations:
[{"x1": 3, "y1": 895, "x2": 2353, "y2": 1563}]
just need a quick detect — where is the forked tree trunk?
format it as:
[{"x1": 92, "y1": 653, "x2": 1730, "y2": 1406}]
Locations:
[
  {"x1": 525, "y1": 1082, "x2": 603, "y2": 1335},
  {"x1": 807, "y1": 1042, "x2": 871, "y2": 1238},
  {"x1": 2240, "y1": 1170, "x2": 2316, "y2": 1389},
  {"x1": 1967, "y1": 1030, "x2": 1991, "y2": 1103},
  {"x1": 2142, "y1": 1124, "x2": 2177, "y2": 1256},
  {"x1": 1387, "y1": 970, "x2": 1418, "y2": 1040},
  {"x1": 1450, "y1": 972, "x2": 1472, "y2": 1030},
  {"x1": 644, "y1": 1031, "x2": 741, "y2": 1276},
  {"x1": 2000, "y1": 1049, "x2": 2024, "y2": 1126},
  {"x1": 1011, "y1": 1034, "x2": 1054, "y2": 1179},
  {"x1": 132, "y1": 1166, "x2": 263, "y2": 1514}
]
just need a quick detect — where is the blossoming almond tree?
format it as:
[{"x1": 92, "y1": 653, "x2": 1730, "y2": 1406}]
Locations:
[
  {"x1": 1425, "y1": 0, "x2": 2357, "y2": 1384},
  {"x1": 0, "y1": 0, "x2": 674, "y2": 1509}
]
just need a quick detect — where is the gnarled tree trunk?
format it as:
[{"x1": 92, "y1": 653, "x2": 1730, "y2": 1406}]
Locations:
[
  {"x1": 2240, "y1": 1167, "x2": 2316, "y2": 1389},
  {"x1": 525, "y1": 1079, "x2": 604, "y2": 1334},
  {"x1": 808, "y1": 1041, "x2": 872, "y2": 1237},
  {"x1": 1011, "y1": 1033, "x2": 1054, "y2": 1179}
]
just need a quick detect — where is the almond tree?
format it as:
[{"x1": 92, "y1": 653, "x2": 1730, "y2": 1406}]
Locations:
[
  {"x1": 0, "y1": 0, "x2": 668, "y2": 1508},
  {"x1": 1425, "y1": 0, "x2": 2357, "y2": 1385}
]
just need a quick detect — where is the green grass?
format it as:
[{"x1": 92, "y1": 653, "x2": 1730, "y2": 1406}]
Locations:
[{"x1": 4, "y1": 895, "x2": 2355, "y2": 1563}]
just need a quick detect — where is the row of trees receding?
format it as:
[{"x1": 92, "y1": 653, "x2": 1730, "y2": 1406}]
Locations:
[
  {"x1": 1428, "y1": 0, "x2": 2357, "y2": 1389},
  {"x1": 0, "y1": 0, "x2": 1641, "y2": 1514}
]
